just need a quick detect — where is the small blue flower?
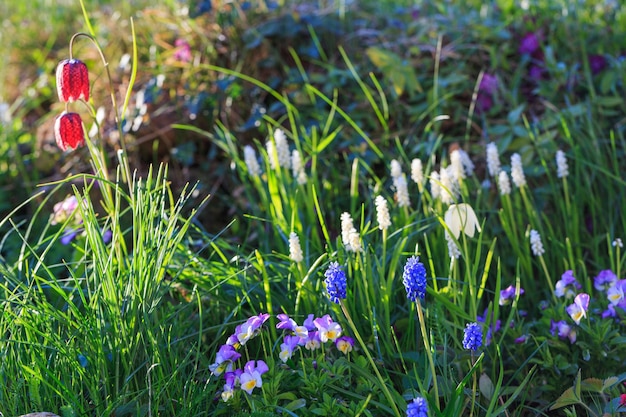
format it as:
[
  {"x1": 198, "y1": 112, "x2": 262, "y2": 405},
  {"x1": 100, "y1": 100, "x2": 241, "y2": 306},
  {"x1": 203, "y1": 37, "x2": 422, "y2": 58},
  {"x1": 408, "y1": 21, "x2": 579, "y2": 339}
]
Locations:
[
  {"x1": 402, "y1": 256, "x2": 427, "y2": 302},
  {"x1": 407, "y1": 395, "x2": 429, "y2": 416},
  {"x1": 324, "y1": 262, "x2": 347, "y2": 304},
  {"x1": 462, "y1": 322, "x2": 483, "y2": 351}
]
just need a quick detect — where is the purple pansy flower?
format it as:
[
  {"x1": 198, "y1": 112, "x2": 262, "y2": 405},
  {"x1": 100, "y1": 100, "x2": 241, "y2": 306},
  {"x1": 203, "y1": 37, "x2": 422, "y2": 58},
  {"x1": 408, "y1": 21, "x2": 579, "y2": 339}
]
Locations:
[
  {"x1": 566, "y1": 293, "x2": 590, "y2": 324},
  {"x1": 555, "y1": 270, "x2": 581, "y2": 299},
  {"x1": 594, "y1": 270, "x2": 617, "y2": 292}
]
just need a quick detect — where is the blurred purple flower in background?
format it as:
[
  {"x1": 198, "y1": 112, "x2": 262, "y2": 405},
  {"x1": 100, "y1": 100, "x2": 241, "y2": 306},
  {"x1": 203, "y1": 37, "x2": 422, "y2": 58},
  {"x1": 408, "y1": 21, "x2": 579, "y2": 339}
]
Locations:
[
  {"x1": 551, "y1": 319, "x2": 577, "y2": 343},
  {"x1": 499, "y1": 284, "x2": 525, "y2": 306},
  {"x1": 476, "y1": 73, "x2": 497, "y2": 112},
  {"x1": 588, "y1": 54, "x2": 607, "y2": 75},
  {"x1": 519, "y1": 32, "x2": 540, "y2": 55}
]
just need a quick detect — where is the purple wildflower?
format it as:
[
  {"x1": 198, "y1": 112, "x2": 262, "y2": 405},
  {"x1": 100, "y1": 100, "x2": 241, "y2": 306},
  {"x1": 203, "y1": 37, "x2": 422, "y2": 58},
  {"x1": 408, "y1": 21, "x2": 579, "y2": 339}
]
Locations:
[
  {"x1": 226, "y1": 313, "x2": 270, "y2": 347},
  {"x1": 499, "y1": 284, "x2": 525, "y2": 306},
  {"x1": 551, "y1": 319, "x2": 576, "y2": 343},
  {"x1": 302, "y1": 313, "x2": 316, "y2": 331},
  {"x1": 221, "y1": 370, "x2": 241, "y2": 402},
  {"x1": 313, "y1": 314, "x2": 342, "y2": 343},
  {"x1": 276, "y1": 313, "x2": 297, "y2": 332},
  {"x1": 477, "y1": 308, "x2": 500, "y2": 346},
  {"x1": 279, "y1": 335, "x2": 300, "y2": 363},
  {"x1": 210, "y1": 344, "x2": 241, "y2": 376},
  {"x1": 60, "y1": 228, "x2": 79, "y2": 245},
  {"x1": 335, "y1": 336, "x2": 355, "y2": 354},
  {"x1": 303, "y1": 330, "x2": 321, "y2": 350},
  {"x1": 566, "y1": 293, "x2": 590, "y2": 324},
  {"x1": 594, "y1": 270, "x2": 617, "y2": 292},
  {"x1": 607, "y1": 279, "x2": 626, "y2": 307},
  {"x1": 239, "y1": 360, "x2": 269, "y2": 395},
  {"x1": 555, "y1": 270, "x2": 581, "y2": 299},
  {"x1": 602, "y1": 304, "x2": 617, "y2": 319}
]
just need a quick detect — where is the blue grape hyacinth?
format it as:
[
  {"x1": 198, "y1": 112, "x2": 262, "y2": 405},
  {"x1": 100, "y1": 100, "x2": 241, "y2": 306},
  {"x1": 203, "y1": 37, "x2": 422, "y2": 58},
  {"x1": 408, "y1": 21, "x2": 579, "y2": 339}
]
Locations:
[
  {"x1": 402, "y1": 256, "x2": 427, "y2": 302},
  {"x1": 462, "y1": 322, "x2": 483, "y2": 351},
  {"x1": 407, "y1": 395, "x2": 429, "y2": 416},
  {"x1": 324, "y1": 262, "x2": 347, "y2": 304}
]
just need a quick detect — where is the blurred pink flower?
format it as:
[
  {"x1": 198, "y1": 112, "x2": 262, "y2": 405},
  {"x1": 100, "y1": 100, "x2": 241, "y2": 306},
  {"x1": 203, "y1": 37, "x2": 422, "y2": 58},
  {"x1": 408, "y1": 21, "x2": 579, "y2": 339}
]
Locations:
[{"x1": 174, "y1": 39, "x2": 192, "y2": 62}]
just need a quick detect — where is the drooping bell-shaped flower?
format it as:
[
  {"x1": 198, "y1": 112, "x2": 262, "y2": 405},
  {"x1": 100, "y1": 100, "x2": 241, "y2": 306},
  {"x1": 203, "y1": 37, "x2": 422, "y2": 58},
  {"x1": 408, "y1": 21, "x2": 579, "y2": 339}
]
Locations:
[
  {"x1": 56, "y1": 58, "x2": 90, "y2": 102},
  {"x1": 54, "y1": 112, "x2": 85, "y2": 151}
]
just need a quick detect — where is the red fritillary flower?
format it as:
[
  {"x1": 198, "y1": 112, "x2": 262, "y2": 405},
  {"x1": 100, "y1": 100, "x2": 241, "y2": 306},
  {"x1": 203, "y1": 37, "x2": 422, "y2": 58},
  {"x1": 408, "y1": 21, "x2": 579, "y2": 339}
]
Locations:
[
  {"x1": 54, "y1": 112, "x2": 85, "y2": 151},
  {"x1": 56, "y1": 58, "x2": 90, "y2": 102}
]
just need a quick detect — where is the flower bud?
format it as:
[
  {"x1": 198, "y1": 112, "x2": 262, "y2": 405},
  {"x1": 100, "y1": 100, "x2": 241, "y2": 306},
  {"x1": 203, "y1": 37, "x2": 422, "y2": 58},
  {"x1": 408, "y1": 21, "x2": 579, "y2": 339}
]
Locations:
[
  {"x1": 56, "y1": 59, "x2": 89, "y2": 102},
  {"x1": 54, "y1": 112, "x2": 85, "y2": 151}
]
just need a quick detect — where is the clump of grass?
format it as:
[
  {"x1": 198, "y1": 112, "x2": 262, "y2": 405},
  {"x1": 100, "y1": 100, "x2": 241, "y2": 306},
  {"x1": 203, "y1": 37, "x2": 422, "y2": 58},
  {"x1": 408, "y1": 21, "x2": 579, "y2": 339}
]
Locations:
[{"x1": 2, "y1": 1, "x2": 626, "y2": 416}]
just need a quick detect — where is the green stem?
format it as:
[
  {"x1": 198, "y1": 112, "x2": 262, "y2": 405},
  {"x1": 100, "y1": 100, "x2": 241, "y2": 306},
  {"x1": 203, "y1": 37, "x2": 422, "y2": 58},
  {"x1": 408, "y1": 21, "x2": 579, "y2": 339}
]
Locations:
[
  {"x1": 416, "y1": 299, "x2": 439, "y2": 410},
  {"x1": 538, "y1": 255, "x2": 557, "y2": 303},
  {"x1": 340, "y1": 300, "x2": 401, "y2": 417},
  {"x1": 469, "y1": 352, "x2": 476, "y2": 417}
]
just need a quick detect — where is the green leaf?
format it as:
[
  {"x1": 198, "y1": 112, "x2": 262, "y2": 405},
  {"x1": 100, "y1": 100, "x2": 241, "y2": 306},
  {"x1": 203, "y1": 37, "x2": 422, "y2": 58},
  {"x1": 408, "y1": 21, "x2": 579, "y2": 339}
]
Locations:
[
  {"x1": 479, "y1": 373, "x2": 495, "y2": 400},
  {"x1": 550, "y1": 387, "x2": 580, "y2": 410},
  {"x1": 594, "y1": 95, "x2": 623, "y2": 107},
  {"x1": 366, "y1": 47, "x2": 401, "y2": 69},
  {"x1": 581, "y1": 378, "x2": 604, "y2": 393},
  {"x1": 507, "y1": 104, "x2": 526, "y2": 125},
  {"x1": 284, "y1": 399, "x2": 307, "y2": 411},
  {"x1": 602, "y1": 376, "x2": 620, "y2": 391},
  {"x1": 365, "y1": 47, "x2": 421, "y2": 95},
  {"x1": 574, "y1": 369, "x2": 582, "y2": 399}
]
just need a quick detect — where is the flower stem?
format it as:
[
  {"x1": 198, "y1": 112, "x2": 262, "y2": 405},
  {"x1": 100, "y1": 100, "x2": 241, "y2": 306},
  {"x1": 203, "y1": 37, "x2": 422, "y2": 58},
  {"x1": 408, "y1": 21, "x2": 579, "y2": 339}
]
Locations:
[
  {"x1": 340, "y1": 300, "x2": 401, "y2": 417},
  {"x1": 416, "y1": 299, "x2": 439, "y2": 410}
]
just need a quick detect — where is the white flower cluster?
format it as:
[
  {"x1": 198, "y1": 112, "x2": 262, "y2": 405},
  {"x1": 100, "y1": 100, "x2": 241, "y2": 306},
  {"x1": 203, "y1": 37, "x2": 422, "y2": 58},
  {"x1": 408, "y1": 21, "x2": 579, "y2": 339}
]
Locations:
[
  {"x1": 243, "y1": 145, "x2": 262, "y2": 176},
  {"x1": 291, "y1": 150, "x2": 307, "y2": 185},
  {"x1": 411, "y1": 158, "x2": 424, "y2": 189},
  {"x1": 529, "y1": 229, "x2": 545, "y2": 256},
  {"x1": 289, "y1": 232, "x2": 303, "y2": 262},
  {"x1": 375, "y1": 195, "x2": 391, "y2": 231},
  {"x1": 267, "y1": 128, "x2": 291, "y2": 170},
  {"x1": 498, "y1": 170, "x2": 511, "y2": 195},
  {"x1": 390, "y1": 159, "x2": 411, "y2": 208},
  {"x1": 340, "y1": 212, "x2": 361, "y2": 252},
  {"x1": 556, "y1": 150, "x2": 569, "y2": 179},
  {"x1": 510, "y1": 153, "x2": 526, "y2": 188},
  {"x1": 486, "y1": 142, "x2": 500, "y2": 177}
]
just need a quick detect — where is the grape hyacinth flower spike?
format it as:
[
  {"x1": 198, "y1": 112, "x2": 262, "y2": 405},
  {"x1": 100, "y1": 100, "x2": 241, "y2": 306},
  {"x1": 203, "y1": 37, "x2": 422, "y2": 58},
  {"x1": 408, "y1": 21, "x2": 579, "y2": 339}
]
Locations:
[
  {"x1": 323, "y1": 262, "x2": 347, "y2": 304},
  {"x1": 407, "y1": 396, "x2": 429, "y2": 417},
  {"x1": 462, "y1": 322, "x2": 483, "y2": 351},
  {"x1": 402, "y1": 256, "x2": 427, "y2": 302}
]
